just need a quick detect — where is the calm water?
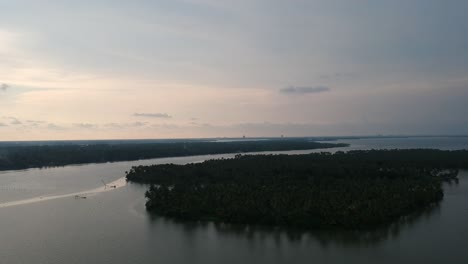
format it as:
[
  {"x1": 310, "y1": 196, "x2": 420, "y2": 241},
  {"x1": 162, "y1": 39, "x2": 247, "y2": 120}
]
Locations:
[{"x1": 0, "y1": 137, "x2": 467, "y2": 263}]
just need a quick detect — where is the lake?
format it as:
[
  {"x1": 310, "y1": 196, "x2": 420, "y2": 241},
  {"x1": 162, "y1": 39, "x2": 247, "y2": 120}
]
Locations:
[{"x1": 0, "y1": 136, "x2": 467, "y2": 263}]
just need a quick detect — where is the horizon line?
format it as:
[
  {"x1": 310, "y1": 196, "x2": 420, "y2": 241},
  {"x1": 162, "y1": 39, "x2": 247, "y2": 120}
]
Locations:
[{"x1": 1, "y1": 134, "x2": 468, "y2": 144}]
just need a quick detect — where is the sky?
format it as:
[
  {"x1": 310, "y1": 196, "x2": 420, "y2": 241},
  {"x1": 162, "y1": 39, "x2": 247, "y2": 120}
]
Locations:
[{"x1": 1, "y1": 0, "x2": 467, "y2": 140}]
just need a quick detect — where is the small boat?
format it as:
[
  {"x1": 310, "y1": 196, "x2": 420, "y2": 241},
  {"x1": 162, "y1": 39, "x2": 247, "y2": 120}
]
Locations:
[{"x1": 102, "y1": 180, "x2": 117, "y2": 189}]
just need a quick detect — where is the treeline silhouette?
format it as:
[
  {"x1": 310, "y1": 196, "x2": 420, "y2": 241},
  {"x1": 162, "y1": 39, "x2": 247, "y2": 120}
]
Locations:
[
  {"x1": 0, "y1": 140, "x2": 346, "y2": 171},
  {"x1": 127, "y1": 149, "x2": 466, "y2": 229}
]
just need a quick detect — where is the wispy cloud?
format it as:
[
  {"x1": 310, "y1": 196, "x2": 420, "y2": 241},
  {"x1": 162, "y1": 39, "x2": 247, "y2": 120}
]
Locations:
[
  {"x1": 10, "y1": 118, "x2": 21, "y2": 125},
  {"x1": 26, "y1": 120, "x2": 46, "y2": 124},
  {"x1": 130, "y1": 121, "x2": 148, "y2": 127},
  {"x1": 103, "y1": 123, "x2": 123, "y2": 129},
  {"x1": 104, "y1": 122, "x2": 148, "y2": 129},
  {"x1": 2, "y1": 116, "x2": 22, "y2": 125},
  {"x1": 279, "y1": 86, "x2": 330, "y2": 95},
  {"x1": 1, "y1": 83, "x2": 9, "y2": 91},
  {"x1": 47, "y1": 123, "x2": 65, "y2": 130},
  {"x1": 134, "y1": 113, "x2": 172, "y2": 118},
  {"x1": 0, "y1": 122, "x2": 7, "y2": 127},
  {"x1": 73, "y1": 123, "x2": 98, "y2": 129}
]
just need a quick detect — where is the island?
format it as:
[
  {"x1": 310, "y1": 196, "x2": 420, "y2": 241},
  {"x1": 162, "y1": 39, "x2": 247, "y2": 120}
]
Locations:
[
  {"x1": 0, "y1": 139, "x2": 347, "y2": 171},
  {"x1": 126, "y1": 149, "x2": 466, "y2": 229}
]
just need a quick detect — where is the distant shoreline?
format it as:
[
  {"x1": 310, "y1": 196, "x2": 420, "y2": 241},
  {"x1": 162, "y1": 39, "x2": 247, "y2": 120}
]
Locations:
[
  {"x1": 1, "y1": 135, "x2": 467, "y2": 147},
  {"x1": 0, "y1": 140, "x2": 347, "y2": 172}
]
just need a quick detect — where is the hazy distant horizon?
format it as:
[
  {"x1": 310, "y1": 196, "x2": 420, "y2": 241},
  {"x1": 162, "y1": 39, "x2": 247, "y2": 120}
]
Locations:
[{"x1": 1, "y1": 134, "x2": 468, "y2": 145}]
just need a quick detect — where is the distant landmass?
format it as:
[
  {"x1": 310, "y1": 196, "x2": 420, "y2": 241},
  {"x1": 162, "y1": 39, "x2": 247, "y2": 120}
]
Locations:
[
  {"x1": 0, "y1": 139, "x2": 347, "y2": 171},
  {"x1": 1, "y1": 135, "x2": 466, "y2": 147}
]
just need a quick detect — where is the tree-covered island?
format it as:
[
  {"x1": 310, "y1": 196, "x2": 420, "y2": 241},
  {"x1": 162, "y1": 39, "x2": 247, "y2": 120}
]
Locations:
[{"x1": 126, "y1": 149, "x2": 467, "y2": 229}]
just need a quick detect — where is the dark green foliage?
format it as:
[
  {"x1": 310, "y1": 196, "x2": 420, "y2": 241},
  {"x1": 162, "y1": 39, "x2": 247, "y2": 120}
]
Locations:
[
  {"x1": 127, "y1": 150, "x2": 467, "y2": 229},
  {"x1": 0, "y1": 140, "x2": 346, "y2": 171}
]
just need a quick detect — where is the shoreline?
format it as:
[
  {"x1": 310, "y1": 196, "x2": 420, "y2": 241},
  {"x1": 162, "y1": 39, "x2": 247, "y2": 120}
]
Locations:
[{"x1": 0, "y1": 147, "x2": 348, "y2": 174}]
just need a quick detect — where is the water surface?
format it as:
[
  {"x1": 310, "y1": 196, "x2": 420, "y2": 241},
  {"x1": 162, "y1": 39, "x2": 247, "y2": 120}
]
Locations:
[{"x1": 0, "y1": 137, "x2": 467, "y2": 263}]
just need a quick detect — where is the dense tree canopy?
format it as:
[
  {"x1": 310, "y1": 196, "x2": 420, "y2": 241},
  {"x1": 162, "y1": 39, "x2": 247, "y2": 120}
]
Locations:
[
  {"x1": 127, "y1": 150, "x2": 466, "y2": 229},
  {"x1": 0, "y1": 140, "x2": 346, "y2": 171}
]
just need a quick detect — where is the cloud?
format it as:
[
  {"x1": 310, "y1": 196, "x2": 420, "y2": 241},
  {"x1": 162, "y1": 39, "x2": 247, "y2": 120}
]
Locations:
[
  {"x1": 150, "y1": 123, "x2": 181, "y2": 130},
  {"x1": 280, "y1": 86, "x2": 330, "y2": 95},
  {"x1": 130, "y1": 121, "x2": 148, "y2": 127},
  {"x1": 9, "y1": 117, "x2": 21, "y2": 125},
  {"x1": 0, "y1": 122, "x2": 7, "y2": 127},
  {"x1": 133, "y1": 113, "x2": 172, "y2": 118},
  {"x1": 1, "y1": 116, "x2": 22, "y2": 125},
  {"x1": 47, "y1": 123, "x2": 65, "y2": 130},
  {"x1": 103, "y1": 122, "x2": 148, "y2": 129},
  {"x1": 103, "y1": 123, "x2": 123, "y2": 129},
  {"x1": 26, "y1": 120, "x2": 46, "y2": 124},
  {"x1": 73, "y1": 123, "x2": 98, "y2": 129},
  {"x1": 1, "y1": 83, "x2": 9, "y2": 91}
]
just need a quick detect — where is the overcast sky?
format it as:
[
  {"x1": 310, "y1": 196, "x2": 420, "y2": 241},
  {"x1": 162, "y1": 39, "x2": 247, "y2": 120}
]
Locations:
[{"x1": 1, "y1": 0, "x2": 467, "y2": 140}]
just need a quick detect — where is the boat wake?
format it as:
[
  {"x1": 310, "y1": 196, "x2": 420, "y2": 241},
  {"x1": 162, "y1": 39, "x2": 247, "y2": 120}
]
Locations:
[{"x1": 0, "y1": 177, "x2": 127, "y2": 209}]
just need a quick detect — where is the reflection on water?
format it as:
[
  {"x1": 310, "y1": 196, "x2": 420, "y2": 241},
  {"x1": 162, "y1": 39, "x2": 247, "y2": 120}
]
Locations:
[
  {"x1": 0, "y1": 137, "x2": 467, "y2": 264},
  {"x1": 146, "y1": 199, "x2": 442, "y2": 248}
]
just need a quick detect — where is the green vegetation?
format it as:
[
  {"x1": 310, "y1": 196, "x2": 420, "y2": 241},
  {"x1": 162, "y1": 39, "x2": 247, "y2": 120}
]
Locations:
[
  {"x1": 0, "y1": 140, "x2": 346, "y2": 171},
  {"x1": 126, "y1": 149, "x2": 466, "y2": 229}
]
